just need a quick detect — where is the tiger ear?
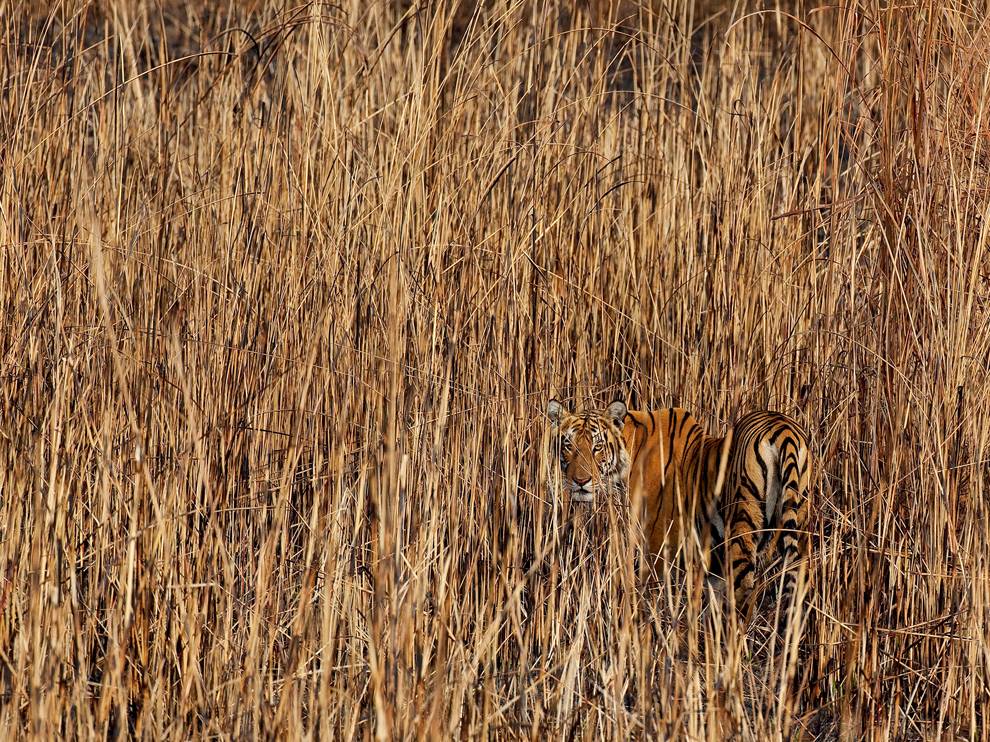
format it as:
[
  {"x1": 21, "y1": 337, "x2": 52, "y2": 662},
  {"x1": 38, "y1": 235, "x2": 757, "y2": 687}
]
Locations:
[
  {"x1": 606, "y1": 400, "x2": 628, "y2": 427},
  {"x1": 547, "y1": 399, "x2": 565, "y2": 425}
]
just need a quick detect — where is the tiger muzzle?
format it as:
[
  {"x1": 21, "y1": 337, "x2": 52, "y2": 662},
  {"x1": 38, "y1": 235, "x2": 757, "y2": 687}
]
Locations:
[{"x1": 569, "y1": 476, "x2": 595, "y2": 503}]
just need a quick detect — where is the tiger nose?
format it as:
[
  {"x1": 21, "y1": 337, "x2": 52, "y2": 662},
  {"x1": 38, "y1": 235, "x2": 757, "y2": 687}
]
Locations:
[{"x1": 572, "y1": 475, "x2": 591, "y2": 486}]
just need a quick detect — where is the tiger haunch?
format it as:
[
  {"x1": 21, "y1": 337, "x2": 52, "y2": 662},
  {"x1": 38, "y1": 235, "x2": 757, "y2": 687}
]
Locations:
[{"x1": 718, "y1": 410, "x2": 812, "y2": 623}]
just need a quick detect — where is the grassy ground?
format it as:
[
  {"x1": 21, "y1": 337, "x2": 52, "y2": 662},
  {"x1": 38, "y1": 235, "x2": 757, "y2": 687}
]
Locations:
[{"x1": 1, "y1": 0, "x2": 988, "y2": 738}]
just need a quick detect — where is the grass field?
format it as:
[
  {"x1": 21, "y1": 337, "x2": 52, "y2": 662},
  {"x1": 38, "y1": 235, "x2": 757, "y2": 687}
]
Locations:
[{"x1": 1, "y1": 0, "x2": 989, "y2": 738}]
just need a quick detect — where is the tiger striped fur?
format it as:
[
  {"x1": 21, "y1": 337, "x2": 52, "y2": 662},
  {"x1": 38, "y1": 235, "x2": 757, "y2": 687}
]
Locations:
[
  {"x1": 548, "y1": 400, "x2": 812, "y2": 625},
  {"x1": 714, "y1": 410, "x2": 812, "y2": 623},
  {"x1": 547, "y1": 400, "x2": 733, "y2": 563}
]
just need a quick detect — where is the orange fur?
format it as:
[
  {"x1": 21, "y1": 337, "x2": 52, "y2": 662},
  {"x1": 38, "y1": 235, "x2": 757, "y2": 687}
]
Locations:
[
  {"x1": 548, "y1": 400, "x2": 813, "y2": 626},
  {"x1": 548, "y1": 401, "x2": 731, "y2": 560}
]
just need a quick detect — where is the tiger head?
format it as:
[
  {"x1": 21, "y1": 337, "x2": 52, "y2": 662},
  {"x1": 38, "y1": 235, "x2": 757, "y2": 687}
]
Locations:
[{"x1": 547, "y1": 399, "x2": 631, "y2": 503}]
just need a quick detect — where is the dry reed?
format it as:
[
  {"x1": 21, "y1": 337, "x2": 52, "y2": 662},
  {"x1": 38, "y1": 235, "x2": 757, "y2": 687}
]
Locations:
[{"x1": 1, "y1": 0, "x2": 988, "y2": 738}]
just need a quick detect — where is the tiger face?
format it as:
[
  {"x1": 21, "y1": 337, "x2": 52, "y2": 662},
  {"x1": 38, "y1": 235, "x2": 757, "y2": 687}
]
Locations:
[{"x1": 547, "y1": 399, "x2": 631, "y2": 503}]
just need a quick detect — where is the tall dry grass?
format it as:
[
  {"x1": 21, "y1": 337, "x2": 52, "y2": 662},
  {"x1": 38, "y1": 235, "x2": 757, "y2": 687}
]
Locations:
[{"x1": 1, "y1": 0, "x2": 988, "y2": 738}]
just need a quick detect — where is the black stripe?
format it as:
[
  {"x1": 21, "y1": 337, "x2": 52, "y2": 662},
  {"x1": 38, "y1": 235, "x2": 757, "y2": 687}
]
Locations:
[
  {"x1": 780, "y1": 517, "x2": 800, "y2": 531},
  {"x1": 738, "y1": 477, "x2": 762, "y2": 497},
  {"x1": 732, "y1": 566, "x2": 754, "y2": 588},
  {"x1": 769, "y1": 425, "x2": 789, "y2": 445},
  {"x1": 663, "y1": 422, "x2": 676, "y2": 480},
  {"x1": 780, "y1": 488, "x2": 802, "y2": 503},
  {"x1": 729, "y1": 508, "x2": 760, "y2": 533},
  {"x1": 646, "y1": 484, "x2": 668, "y2": 540},
  {"x1": 753, "y1": 437, "x2": 769, "y2": 484},
  {"x1": 684, "y1": 426, "x2": 701, "y2": 454},
  {"x1": 754, "y1": 418, "x2": 775, "y2": 439},
  {"x1": 665, "y1": 415, "x2": 677, "y2": 474},
  {"x1": 734, "y1": 479, "x2": 763, "y2": 509},
  {"x1": 780, "y1": 494, "x2": 803, "y2": 509},
  {"x1": 779, "y1": 436, "x2": 798, "y2": 455}
]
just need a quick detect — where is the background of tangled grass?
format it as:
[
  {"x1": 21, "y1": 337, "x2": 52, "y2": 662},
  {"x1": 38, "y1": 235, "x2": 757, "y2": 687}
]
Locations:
[{"x1": 1, "y1": 0, "x2": 989, "y2": 738}]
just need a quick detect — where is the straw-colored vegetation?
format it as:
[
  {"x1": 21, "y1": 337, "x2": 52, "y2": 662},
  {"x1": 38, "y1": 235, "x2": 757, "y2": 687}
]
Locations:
[{"x1": 1, "y1": 0, "x2": 988, "y2": 738}]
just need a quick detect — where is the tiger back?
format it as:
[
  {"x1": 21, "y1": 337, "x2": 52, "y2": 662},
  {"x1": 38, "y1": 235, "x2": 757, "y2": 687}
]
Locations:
[{"x1": 624, "y1": 407, "x2": 734, "y2": 559}]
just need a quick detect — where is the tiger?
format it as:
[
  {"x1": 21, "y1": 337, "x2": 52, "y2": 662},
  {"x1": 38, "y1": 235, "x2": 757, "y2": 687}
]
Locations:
[
  {"x1": 545, "y1": 399, "x2": 733, "y2": 561},
  {"x1": 547, "y1": 399, "x2": 812, "y2": 624}
]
